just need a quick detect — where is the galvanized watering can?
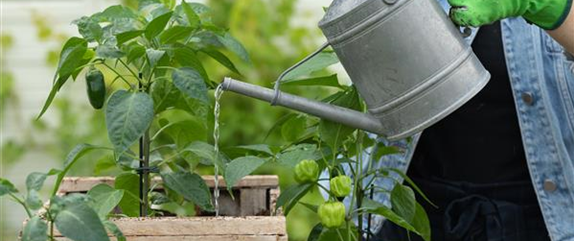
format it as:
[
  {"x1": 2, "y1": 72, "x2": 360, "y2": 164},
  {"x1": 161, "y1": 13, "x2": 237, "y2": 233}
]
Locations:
[{"x1": 222, "y1": 0, "x2": 490, "y2": 140}]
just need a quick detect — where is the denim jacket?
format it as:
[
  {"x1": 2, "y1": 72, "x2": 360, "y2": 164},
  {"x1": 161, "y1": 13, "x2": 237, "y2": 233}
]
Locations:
[{"x1": 368, "y1": 1, "x2": 574, "y2": 240}]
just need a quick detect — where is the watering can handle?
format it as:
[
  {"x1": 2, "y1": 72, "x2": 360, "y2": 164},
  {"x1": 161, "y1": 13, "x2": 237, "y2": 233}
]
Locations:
[{"x1": 270, "y1": 42, "x2": 332, "y2": 106}]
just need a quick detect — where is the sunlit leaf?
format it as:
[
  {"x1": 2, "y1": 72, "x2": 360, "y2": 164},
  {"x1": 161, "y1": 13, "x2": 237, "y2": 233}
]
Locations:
[
  {"x1": 105, "y1": 90, "x2": 154, "y2": 154},
  {"x1": 172, "y1": 67, "x2": 208, "y2": 103},
  {"x1": 145, "y1": 11, "x2": 173, "y2": 40},
  {"x1": 216, "y1": 32, "x2": 250, "y2": 63}
]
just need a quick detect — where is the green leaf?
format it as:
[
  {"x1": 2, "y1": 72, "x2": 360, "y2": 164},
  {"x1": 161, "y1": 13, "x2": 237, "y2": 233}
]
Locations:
[
  {"x1": 87, "y1": 184, "x2": 125, "y2": 219},
  {"x1": 362, "y1": 198, "x2": 419, "y2": 236},
  {"x1": 25, "y1": 190, "x2": 43, "y2": 210},
  {"x1": 56, "y1": 37, "x2": 89, "y2": 80},
  {"x1": 200, "y1": 48, "x2": 240, "y2": 75},
  {"x1": 391, "y1": 184, "x2": 416, "y2": 223},
  {"x1": 181, "y1": 141, "x2": 227, "y2": 172},
  {"x1": 151, "y1": 201, "x2": 196, "y2": 216},
  {"x1": 73, "y1": 16, "x2": 103, "y2": 43},
  {"x1": 105, "y1": 90, "x2": 154, "y2": 154},
  {"x1": 151, "y1": 77, "x2": 182, "y2": 113},
  {"x1": 282, "y1": 74, "x2": 341, "y2": 88},
  {"x1": 97, "y1": 5, "x2": 138, "y2": 20},
  {"x1": 96, "y1": 44, "x2": 125, "y2": 58},
  {"x1": 373, "y1": 145, "x2": 402, "y2": 161},
  {"x1": 126, "y1": 43, "x2": 146, "y2": 64},
  {"x1": 161, "y1": 171, "x2": 214, "y2": 211},
  {"x1": 173, "y1": 46, "x2": 209, "y2": 81},
  {"x1": 216, "y1": 32, "x2": 250, "y2": 63},
  {"x1": 222, "y1": 144, "x2": 274, "y2": 158},
  {"x1": 299, "y1": 202, "x2": 319, "y2": 213},
  {"x1": 282, "y1": 52, "x2": 339, "y2": 80},
  {"x1": 21, "y1": 216, "x2": 48, "y2": 241},
  {"x1": 0, "y1": 178, "x2": 19, "y2": 196},
  {"x1": 72, "y1": 50, "x2": 95, "y2": 81},
  {"x1": 162, "y1": 120, "x2": 209, "y2": 165},
  {"x1": 307, "y1": 223, "x2": 323, "y2": 241},
  {"x1": 388, "y1": 168, "x2": 436, "y2": 208},
  {"x1": 412, "y1": 203, "x2": 431, "y2": 241},
  {"x1": 115, "y1": 172, "x2": 140, "y2": 217},
  {"x1": 146, "y1": 49, "x2": 166, "y2": 70},
  {"x1": 38, "y1": 37, "x2": 88, "y2": 119},
  {"x1": 224, "y1": 156, "x2": 266, "y2": 191},
  {"x1": 275, "y1": 183, "x2": 313, "y2": 215},
  {"x1": 172, "y1": 67, "x2": 208, "y2": 103},
  {"x1": 319, "y1": 89, "x2": 361, "y2": 151},
  {"x1": 276, "y1": 144, "x2": 326, "y2": 167},
  {"x1": 316, "y1": 223, "x2": 358, "y2": 241},
  {"x1": 103, "y1": 220, "x2": 126, "y2": 241},
  {"x1": 145, "y1": 11, "x2": 173, "y2": 40},
  {"x1": 26, "y1": 172, "x2": 47, "y2": 191},
  {"x1": 281, "y1": 115, "x2": 306, "y2": 142},
  {"x1": 181, "y1": 0, "x2": 200, "y2": 29},
  {"x1": 116, "y1": 30, "x2": 144, "y2": 46},
  {"x1": 159, "y1": 26, "x2": 193, "y2": 44},
  {"x1": 52, "y1": 144, "x2": 108, "y2": 196},
  {"x1": 55, "y1": 202, "x2": 110, "y2": 241},
  {"x1": 264, "y1": 113, "x2": 297, "y2": 141}
]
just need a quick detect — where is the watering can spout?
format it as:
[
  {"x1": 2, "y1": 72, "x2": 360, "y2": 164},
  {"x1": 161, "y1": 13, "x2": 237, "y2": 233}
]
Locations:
[{"x1": 221, "y1": 77, "x2": 387, "y2": 137}]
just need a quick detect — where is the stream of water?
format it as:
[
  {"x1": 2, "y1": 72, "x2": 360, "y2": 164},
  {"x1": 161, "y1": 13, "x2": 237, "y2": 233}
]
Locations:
[{"x1": 212, "y1": 84, "x2": 224, "y2": 216}]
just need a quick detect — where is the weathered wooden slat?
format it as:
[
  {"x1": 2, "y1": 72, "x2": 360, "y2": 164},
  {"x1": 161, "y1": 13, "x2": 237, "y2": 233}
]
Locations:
[
  {"x1": 240, "y1": 189, "x2": 268, "y2": 216},
  {"x1": 57, "y1": 236, "x2": 287, "y2": 241},
  {"x1": 57, "y1": 175, "x2": 279, "y2": 195},
  {"x1": 53, "y1": 217, "x2": 287, "y2": 237}
]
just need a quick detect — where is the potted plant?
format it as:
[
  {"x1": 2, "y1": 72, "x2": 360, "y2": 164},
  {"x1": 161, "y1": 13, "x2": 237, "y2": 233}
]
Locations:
[{"x1": 0, "y1": 1, "x2": 287, "y2": 240}]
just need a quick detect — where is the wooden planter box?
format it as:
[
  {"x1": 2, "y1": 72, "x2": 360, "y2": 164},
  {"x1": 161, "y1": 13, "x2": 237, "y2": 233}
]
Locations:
[
  {"x1": 49, "y1": 175, "x2": 287, "y2": 240},
  {"x1": 58, "y1": 175, "x2": 281, "y2": 216},
  {"x1": 53, "y1": 216, "x2": 287, "y2": 241}
]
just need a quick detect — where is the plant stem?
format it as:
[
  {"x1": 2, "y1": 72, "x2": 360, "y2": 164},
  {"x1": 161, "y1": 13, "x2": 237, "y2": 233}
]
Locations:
[
  {"x1": 101, "y1": 62, "x2": 133, "y2": 88},
  {"x1": 118, "y1": 59, "x2": 139, "y2": 79},
  {"x1": 8, "y1": 193, "x2": 32, "y2": 218}
]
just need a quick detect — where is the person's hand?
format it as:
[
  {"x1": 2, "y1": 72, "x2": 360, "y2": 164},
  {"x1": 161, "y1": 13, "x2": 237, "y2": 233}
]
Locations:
[{"x1": 448, "y1": 0, "x2": 573, "y2": 30}]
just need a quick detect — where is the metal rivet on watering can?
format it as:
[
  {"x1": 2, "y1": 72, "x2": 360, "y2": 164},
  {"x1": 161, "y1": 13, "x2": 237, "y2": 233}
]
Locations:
[{"x1": 383, "y1": 0, "x2": 397, "y2": 5}]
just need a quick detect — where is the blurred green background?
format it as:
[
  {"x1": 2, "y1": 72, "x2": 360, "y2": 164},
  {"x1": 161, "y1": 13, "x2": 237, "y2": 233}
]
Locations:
[{"x1": 0, "y1": 0, "x2": 347, "y2": 240}]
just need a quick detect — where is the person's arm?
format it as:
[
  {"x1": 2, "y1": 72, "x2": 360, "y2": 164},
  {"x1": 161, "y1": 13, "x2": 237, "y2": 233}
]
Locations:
[
  {"x1": 547, "y1": 6, "x2": 574, "y2": 55},
  {"x1": 449, "y1": 0, "x2": 573, "y2": 54}
]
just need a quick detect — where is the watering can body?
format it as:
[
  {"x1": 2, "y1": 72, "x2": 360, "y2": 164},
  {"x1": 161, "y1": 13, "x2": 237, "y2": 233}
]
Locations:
[{"x1": 223, "y1": 0, "x2": 490, "y2": 140}]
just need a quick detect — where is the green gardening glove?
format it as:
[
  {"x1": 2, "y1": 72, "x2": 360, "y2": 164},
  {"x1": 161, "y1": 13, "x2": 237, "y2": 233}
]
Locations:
[{"x1": 449, "y1": 0, "x2": 573, "y2": 30}]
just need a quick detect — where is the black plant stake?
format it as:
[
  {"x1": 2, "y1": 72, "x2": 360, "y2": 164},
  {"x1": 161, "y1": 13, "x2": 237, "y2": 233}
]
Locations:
[
  {"x1": 137, "y1": 73, "x2": 149, "y2": 217},
  {"x1": 367, "y1": 184, "x2": 374, "y2": 241}
]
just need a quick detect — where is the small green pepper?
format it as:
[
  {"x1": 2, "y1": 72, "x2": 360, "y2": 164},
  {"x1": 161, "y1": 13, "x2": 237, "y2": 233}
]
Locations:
[
  {"x1": 85, "y1": 67, "x2": 106, "y2": 109},
  {"x1": 294, "y1": 159, "x2": 319, "y2": 183},
  {"x1": 318, "y1": 201, "x2": 346, "y2": 228},
  {"x1": 330, "y1": 175, "x2": 352, "y2": 197}
]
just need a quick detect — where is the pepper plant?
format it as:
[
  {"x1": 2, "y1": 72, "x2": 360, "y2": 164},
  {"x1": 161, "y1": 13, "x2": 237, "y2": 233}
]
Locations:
[
  {"x1": 0, "y1": 1, "x2": 279, "y2": 240},
  {"x1": 263, "y1": 52, "x2": 433, "y2": 240}
]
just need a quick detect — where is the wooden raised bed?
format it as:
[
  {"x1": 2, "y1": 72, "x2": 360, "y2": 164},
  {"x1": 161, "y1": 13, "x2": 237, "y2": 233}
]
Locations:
[
  {"x1": 53, "y1": 216, "x2": 287, "y2": 241},
  {"x1": 57, "y1": 175, "x2": 280, "y2": 216},
  {"x1": 51, "y1": 175, "x2": 287, "y2": 240}
]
